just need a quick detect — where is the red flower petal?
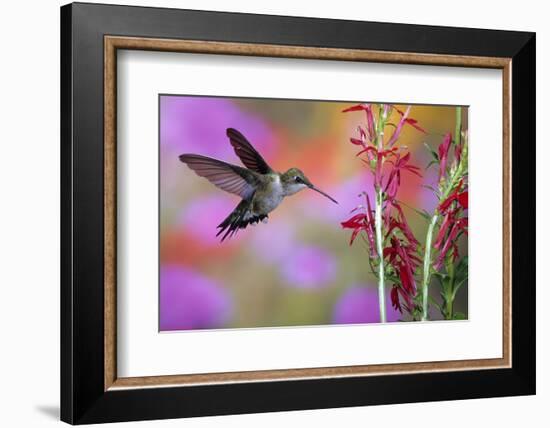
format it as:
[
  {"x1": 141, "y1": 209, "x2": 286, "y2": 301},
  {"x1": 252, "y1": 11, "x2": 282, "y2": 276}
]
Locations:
[
  {"x1": 365, "y1": 105, "x2": 375, "y2": 140},
  {"x1": 438, "y1": 133, "x2": 452, "y2": 182},
  {"x1": 457, "y1": 191, "x2": 468, "y2": 209},
  {"x1": 342, "y1": 104, "x2": 367, "y2": 113},
  {"x1": 434, "y1": 212, "x2": 453, "y2": 249},
  {"x1": 454, "y1": 142, "x2": 462, "y2": 164},
  {"x1": 404, "y1": 118, "x2": 427, "y2": 134},
  {"x1": 349, "y1": 228, "x2": 361, "y2": 246},
  {"x1": 391, "y1": 286, "x2": 403, "y2": 313},
  {"x1": 391, "y1": 201, "x2": 420, "y2": 248},
  {"x1": 355, "y1": 146, "x2": 378, "y2": 157},
  {"x1": 387, "y1": 106, "x2": 411, "y2": 147},
  {"x1": 341, "y1": 213, "x2": 367, "y2": 229},
  {"x1": 439, "y1": 179, "x2": 464, "y2": 213},
  {"x1": 364, "y1": 194, "x2": 377, "y2": 256},
  {"x1": 342, "y1": 104, "x2": 375, "y2": 140},
  {"x1": 394, "y1": 106, "x2": 427, "y2": 134},
  {"x1": 434, "y1": 223, "x2": 461, "y2": 270}
]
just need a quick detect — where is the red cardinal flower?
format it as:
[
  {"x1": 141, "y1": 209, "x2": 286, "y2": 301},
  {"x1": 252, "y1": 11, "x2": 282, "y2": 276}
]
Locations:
[
  {"x1": 384, "y1": 202, "x2": 420, "y2": 252},
  {"x1": 342, "y1": 103, "x2": 426, "y2": 320},
  {"x1": 454, "y1": 141, "x2": 463, "y2": 164},
  {"x1": 390, "y1": 283, "x2": 415, "y2": 314},
  {"x1": 434, "y1": 211, "x2": 454, "y2": 250},
  {"x1": 394, "y1": 106, "x2": 427, "y2": 134},
  {"x1": 457, "y1": 191, "x2": 468, "y2": 209},
  {"x1": 387, "y1": 106, "x2": 411, "y2": 147},
  {"x1": 438, "y1": 133, "x2": 452, "y2": 182},
  {"x1": 391, "y1": 286, "x2": 402, "y2": 313},
  {"x1": 341, "y1": 194, "x2": 377, "y2": 257},
  {"x1": 434, "y1": 222, "x2": 462, "y2": 270},
  {"x1": 341, "y1": 213, "x2": 367, "y2": 245},
  {"x1": 439, "y1": 181, "x2": 468, "y2": 213},
  {"x1": 384, "y1": 235, "x2": 420, "y2": 315},
  {"x1": 384, "y1": 152, "x2": 422, "y2": 199},
  {"x1": 350, "y1": 137, "x2": 365, "y2": 147},
  {"x1": 342, "y1": 104, "x2": 367, "y2": 113},
  {"x1": 433, "y1": 178, "x2": 468, "y2": 270},
  {"x1": 343, "y1": 104, "x2": 375, "y2": 141}
]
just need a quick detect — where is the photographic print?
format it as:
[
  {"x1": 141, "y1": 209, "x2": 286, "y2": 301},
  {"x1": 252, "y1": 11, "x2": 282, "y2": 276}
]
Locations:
[
  {"x1": 159, "y1": 95, "x2": 468, "y2": 331},
  {"x1": 62, "y1": 7, "x2": 534, "y2": 422}
]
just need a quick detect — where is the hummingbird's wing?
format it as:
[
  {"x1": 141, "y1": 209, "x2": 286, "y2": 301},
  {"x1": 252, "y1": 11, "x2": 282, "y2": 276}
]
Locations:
[
  {"x1": 179, "y1": 154, "x2": 258, "y2": 199},
  {"x1": 226, "y1": 128, "x2": 273, "y2": 174}
]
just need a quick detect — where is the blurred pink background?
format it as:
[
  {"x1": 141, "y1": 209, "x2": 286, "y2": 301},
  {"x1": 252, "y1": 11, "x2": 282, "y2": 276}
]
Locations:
[{"x1": 159, "y1": 95, "x2": 467, "y2": 331}]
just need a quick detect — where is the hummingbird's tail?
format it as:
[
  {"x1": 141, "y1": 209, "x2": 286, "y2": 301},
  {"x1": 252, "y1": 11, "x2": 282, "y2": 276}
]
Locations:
[{"x1": 217, "y1": 198, "x2": 267, "y2": 242}]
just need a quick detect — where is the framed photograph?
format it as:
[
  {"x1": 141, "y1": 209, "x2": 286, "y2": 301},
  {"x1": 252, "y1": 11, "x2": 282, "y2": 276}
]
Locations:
[{"x1": 60, "y1": 2, "x2": 535, "y2": 424}]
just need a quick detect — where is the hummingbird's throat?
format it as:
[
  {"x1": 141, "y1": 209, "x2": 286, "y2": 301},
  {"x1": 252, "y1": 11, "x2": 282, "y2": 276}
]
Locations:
[{"x1": 283, "y1": 182, "x2": 308, "y2": 196}]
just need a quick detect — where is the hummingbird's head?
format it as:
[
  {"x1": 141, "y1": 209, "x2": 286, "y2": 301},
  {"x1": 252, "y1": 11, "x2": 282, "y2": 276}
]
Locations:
[{"x1": 281, "y1": 168, "x2": 338, "y2": 204}]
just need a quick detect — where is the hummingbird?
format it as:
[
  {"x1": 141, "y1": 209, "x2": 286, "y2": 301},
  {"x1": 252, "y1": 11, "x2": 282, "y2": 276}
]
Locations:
[{"x1": 179, "y1": 128, "x2": 338, "y2": 241}]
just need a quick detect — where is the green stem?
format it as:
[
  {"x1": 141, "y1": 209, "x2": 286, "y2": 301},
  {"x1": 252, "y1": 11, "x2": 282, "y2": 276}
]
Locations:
[
  {"x1": 374, "y1": 105, "x2": 387, "y2": 323},
  {"x1": 444, "y1": 256, "x2": 455, "y2": 319},
  {"x1": 375, "y1": 187, "x2": 386, "y2": 323},
  {"x1": 421, "y1": 174, "x2": 461, "y2": 322},
  {"x1": 421, "y1": 215, "x2": 438, "y2": 321},
  {"x1": 455, "y1": 106, "x2": 462, "y2": 146},
  {"x1": 421, "y1": 106, "x2": 465, "y2": 322}
]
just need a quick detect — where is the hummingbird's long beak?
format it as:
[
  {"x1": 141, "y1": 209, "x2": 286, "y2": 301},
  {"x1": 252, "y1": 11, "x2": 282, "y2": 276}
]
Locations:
[{"x1": 307, "y1": 184, "x2": 338, "y2": 204}]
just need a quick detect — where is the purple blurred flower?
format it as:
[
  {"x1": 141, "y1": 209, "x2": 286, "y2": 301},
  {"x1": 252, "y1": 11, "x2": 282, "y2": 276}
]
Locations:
[
  {"x1": 160, "y1": 266, "x2": 232, "y2": 331},
  {"x1": 333, "y1": 285, "x2": 401, "y2": 324},
  {"x1": 420, "y1": 167, "x2": 440, "y2": 214},
  {"x1": 249, "y1": 220, "x2": 296, "y2": 263},
  {"x1": 160, "y1": 96, "x2": 275, "y2": 160},
  {"x1": 281, "y1": 246, "x2": 337, "y2": 289},
  {"x1": 178, "y1": 195, "x2": 243, "y2": 245},
  {"x1": 301, "y1": 172, "x2": 375, "y2": 224}
]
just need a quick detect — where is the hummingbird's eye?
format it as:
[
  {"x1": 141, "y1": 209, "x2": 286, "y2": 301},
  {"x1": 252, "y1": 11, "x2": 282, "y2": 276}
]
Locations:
[{"x1": 294, "y1": 176, "x2": 302, "y2": 183}]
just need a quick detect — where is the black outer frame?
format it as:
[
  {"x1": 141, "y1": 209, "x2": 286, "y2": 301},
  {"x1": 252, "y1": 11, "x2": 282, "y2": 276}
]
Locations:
[{"x1": 60, "y1": 2, "x2": 535, "y2": 424}]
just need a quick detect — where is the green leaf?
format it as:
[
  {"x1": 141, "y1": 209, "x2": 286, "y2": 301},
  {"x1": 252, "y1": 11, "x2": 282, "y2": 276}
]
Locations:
[
  {"x1": 450, "y1": 256, "x2": 468, "y2": 301},
  {"x1": 386, "y1": 275, "x2": 400, "y2": 283},
  {"x1": 455, "y1": 256, "x2": 468, "y2": 280},
  {"x1": 410, "y1": 207, "x2": 431, "y2": 222},
  {"x1": 394, "y1": 199, "x2": 432, "y2": 222},
  {"x1": 422, "y1": 184, "x2": 438, "y2": 193},
  {"x1": 425, "y1": 160, "x2": 438, "y2": 170},
  {"x1": 451, "y1": 278, "x2": 467, "y2": 301},
  {"x1": 423, "y1": 142, "x2": 439, "y2": 161},
  {"x1": 432, "y1": 271, "x2": 447, "y2": 280},
  {"x1": 428, "y1": 296, "x2": 443, "y2": 312}
]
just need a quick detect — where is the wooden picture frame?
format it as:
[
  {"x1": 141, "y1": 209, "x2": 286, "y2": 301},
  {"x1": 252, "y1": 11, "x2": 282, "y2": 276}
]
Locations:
[{"x1": 61, "y1": 2, "x2": 535, "y2": 424}]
